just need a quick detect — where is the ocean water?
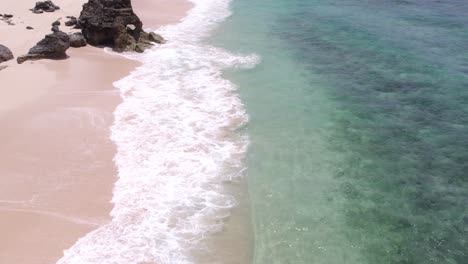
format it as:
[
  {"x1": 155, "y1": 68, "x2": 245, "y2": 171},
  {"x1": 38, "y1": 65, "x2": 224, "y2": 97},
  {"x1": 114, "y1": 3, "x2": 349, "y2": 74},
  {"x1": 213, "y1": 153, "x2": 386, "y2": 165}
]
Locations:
[
  {"x1": 58, "y1": 0, "x2": 468, "y2": 263},
  {"x1": 213, "y1": 0, "x2": 468, "y2": 263}
]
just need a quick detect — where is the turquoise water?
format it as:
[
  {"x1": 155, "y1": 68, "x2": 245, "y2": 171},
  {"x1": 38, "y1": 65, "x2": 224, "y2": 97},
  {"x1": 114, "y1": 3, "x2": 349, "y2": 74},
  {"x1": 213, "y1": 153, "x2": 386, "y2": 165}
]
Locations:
[{"x1": 213, "y1": 0, "x2": 468, "y2": 263}]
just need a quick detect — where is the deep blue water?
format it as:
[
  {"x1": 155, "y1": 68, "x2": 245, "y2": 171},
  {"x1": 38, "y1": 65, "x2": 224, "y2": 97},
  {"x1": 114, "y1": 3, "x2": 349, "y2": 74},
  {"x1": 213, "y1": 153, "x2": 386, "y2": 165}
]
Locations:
[{"x1": 213, "y1": 0, "x2": 468, "y2": 263}]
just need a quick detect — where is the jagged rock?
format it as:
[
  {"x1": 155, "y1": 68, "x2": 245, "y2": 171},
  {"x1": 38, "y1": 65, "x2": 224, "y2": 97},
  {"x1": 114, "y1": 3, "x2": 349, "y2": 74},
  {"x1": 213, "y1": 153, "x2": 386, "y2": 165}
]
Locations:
[
  {"x1": 135, "y1": 43, "x2": 147, "y2": 53},
  {"x1": 65, "y1": 16, "x2": 78, "y2": 27},
  {"x1": 0, "y1": 44, "x2": 14, "y2": 63},
  {"x1": 17, "y1": 23, "x2": 70, "y2": 64},
  {"x1": 69, "y1": 32, "x2": 87, "y2": 47},
  {"x1": 51, "y1": 20, "x2": 60, "y2": 32},
  {"x1": 131, "y1": 31, "x2": 153, "y2": 52},
  {"x1": 78, "y1": 0, "x2": 160, "y2": 52},
  {"x1": 148, "y1": 32, "x2": 165, "y2": 44},
  {"x1": 31, "y1": 1, "x2": 60, "y2": 13}
]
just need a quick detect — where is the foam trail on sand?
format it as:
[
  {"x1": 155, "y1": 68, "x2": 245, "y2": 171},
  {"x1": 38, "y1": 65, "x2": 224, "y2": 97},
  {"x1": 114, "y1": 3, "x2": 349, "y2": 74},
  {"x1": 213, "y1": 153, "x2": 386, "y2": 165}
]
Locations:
[{"x1": 57, "y1": 0, "x2": 258, "y2": 263}]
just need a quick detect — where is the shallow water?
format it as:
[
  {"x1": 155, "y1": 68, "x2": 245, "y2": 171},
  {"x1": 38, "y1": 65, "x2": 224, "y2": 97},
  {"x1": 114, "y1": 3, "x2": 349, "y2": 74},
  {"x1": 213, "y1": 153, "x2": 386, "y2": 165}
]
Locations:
[{"x1": 213, "y1": 0, "x2": 468, "y2": 263}]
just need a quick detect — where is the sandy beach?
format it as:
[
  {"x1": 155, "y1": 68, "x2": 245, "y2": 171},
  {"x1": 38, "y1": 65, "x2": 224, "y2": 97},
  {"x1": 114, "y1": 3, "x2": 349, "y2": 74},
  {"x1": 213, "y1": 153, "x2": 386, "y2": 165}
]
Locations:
[{"x1": 0, "y1": 0, "x2": 191, "y2": 263}]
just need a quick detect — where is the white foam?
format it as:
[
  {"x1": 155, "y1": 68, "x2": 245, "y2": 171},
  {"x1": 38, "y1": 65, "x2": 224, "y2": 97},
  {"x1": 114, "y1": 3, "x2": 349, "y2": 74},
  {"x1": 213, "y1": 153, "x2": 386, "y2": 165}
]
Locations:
[{"x1": 57, "y1": 0, "x2": 258, "y2": 263}]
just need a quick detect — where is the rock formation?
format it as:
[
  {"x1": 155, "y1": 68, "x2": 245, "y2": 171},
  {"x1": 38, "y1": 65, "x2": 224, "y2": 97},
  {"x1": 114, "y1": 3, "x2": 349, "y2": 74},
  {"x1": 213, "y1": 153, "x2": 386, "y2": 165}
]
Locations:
[
  {"x1": 69, "y1": 32, "x2": 87, "y2": 47},
  {"x1": 51, "y1": 20, "x2": 60, "y2": 31},
  {"x1": 78, "y1": 0, "x2": 142, "y2": 52},
  {"x1": 148, "y1": 32, "x2": 166, "y2": 44},
  {"x1": 30, "y1": 1, "x2": 60, "y2": 14},
  {"x1": 1, "y1": 14, "x2": 15, "y2": 25},
  {"x1": 17, "y1": 22, "x2": 70, "y2": 64},
  {"x1": 0, "y1": 44, "x2": 14, "y2": 63},
  {"x1": 78, "y1": 0, "x2": 164, "y2": 52},
  {"x1": 65, "y1": 16, "x2": 78, "y2": 27}
]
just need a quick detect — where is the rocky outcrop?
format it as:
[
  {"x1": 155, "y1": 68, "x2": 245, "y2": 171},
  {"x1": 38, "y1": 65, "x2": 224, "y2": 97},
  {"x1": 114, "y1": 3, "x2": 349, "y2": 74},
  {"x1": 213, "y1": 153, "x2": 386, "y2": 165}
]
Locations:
[
  {"x1": 17, "y1": 23, "x2": 70, "y2": 64},
  {"x1": 78, "y1": 0, "x2": 164, "y2": 52},
  {"x1": 69, "y1": 32, "x2": 87, "y2": 47},
  {"x1": 0, "y1": 44, "x2": 14, "y2": 63},
  {"x1": 78, "y1": 0, "x2": 142, "y2": 51},
  {"x1": 30, "y1": 1, "x2": 60, "y2": 14}
]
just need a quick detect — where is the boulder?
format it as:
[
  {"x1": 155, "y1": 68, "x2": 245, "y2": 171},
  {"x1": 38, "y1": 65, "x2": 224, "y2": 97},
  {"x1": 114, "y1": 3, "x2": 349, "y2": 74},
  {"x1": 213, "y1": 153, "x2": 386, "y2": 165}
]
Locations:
[
  {"x1": 69, "y1": 32, "x2": 87, "y2": 47},
  {"x1": 78, "y1": 0, "x2": 160, "y2": 52},
  {"x1": 130, "y1": 31, "x2": 153, "y2": 53},
  {"x1": 65, "y1": 16, "x2": 78, "y2": 27},
  {"x1": 17, "y1": 23, "x2": 70, "y2": 64},
  {"x1": 135, "y1": 42, "x2": 148, "y2": 53},
  {"x1": 26, "y1": 26, "x2": 34, "y2": 30},
  {"x1": 148, "y1": 32, "x2": 166, "y2": 44},
  {"x1": 31, "y1": 1, "x2": 60, "y2": 14},
  {"x1": 0, "y1": 44, "x2": 14, "y2": 63},
  {"x1": 51, "y1": 20, "x2": 60, "y2": 32}
]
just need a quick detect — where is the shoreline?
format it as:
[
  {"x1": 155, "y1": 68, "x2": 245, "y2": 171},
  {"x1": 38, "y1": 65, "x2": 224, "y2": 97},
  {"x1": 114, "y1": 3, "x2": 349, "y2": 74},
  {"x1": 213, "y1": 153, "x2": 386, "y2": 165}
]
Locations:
[{"x1": 0, "y1": 0, "x2": 191, "y2": 263}]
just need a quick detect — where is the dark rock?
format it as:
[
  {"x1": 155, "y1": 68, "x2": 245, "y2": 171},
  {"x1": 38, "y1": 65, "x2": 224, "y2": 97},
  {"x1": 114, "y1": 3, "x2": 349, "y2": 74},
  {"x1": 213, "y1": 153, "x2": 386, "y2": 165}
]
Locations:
[
  {"x1": 135, "y1": 43, "x2": 147, "y2": 53},
  {"x1": 0, "y1": 14, "x2": 14, "y2": 25},
  {"x1": 26, "y1": 26, "x2": 34, "y2": 30},
  {"x1": 65, "y1": 16, "x2": 77, "y2": 27},
  {"x1": 0, "y1": 44, "x2": 14, "y2": 63},
  {"x1": 31, "y1": 1, "x2": 60, "y2": 14},
  {"x1": 51, "y1": 21, "x2": 61, "y2": 32},
  {"x1": 148, "y1": 32, "x2": 165, "y2": 44},
  {"x1": 132, "y1": 31, "x2": 154, "y2": 52},
  {"x1": 78, "y1": 0, "x2": 154, "y2": 52},
  {"x1": 65, "y1": 20, "x2": 75, "y2": 26},
  {"x1": 1, "y1": 14, "x2": 15, "y2": 25},
  {"x1": 69, "y1": 32, "x2": 87, "y2": 47},
  {"x1": 17, "y1": 27, "x2": 70, "y2": 64}
]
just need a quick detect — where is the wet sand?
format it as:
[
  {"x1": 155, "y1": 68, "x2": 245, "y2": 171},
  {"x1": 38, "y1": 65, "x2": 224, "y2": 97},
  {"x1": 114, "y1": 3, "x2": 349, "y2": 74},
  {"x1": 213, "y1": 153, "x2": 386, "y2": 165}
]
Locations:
[{"x1": 0, "y1": 0, "x2": 191, "y2": 263}]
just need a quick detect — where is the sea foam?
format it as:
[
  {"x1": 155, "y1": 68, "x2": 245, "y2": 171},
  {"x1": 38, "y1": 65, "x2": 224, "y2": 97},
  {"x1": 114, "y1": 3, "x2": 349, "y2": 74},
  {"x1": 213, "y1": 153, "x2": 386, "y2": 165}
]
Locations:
[{"x1": 57, "y1": 0, "x2": 258, "y2": 263}]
